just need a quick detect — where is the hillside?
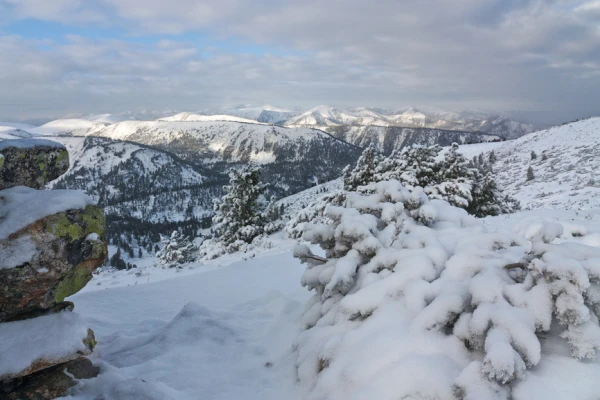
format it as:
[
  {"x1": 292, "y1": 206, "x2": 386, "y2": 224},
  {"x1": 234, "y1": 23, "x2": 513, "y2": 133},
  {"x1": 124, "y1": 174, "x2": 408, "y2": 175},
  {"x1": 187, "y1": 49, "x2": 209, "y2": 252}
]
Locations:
[
  {"x1": 28, "y1": 119, "x2": 108, "y2": 136},
  {"x1": 45, "y1": 136, "x2": 220, "y2": 256},
  {"x1": 327, "y1": 124, "x2": 500, "y2": 155},
  {"x1": 159, "y1": 112, "x2": 263, "y2": 124},
  {"x1": 457, "y1": 117, "x2": 600, "y2": 210},
  {"x1": 285, "y1": 105, "x2": 537, "y2": 139},
  {"x1": 89, "y1": 120, "x2": 362, "y2": 196}
]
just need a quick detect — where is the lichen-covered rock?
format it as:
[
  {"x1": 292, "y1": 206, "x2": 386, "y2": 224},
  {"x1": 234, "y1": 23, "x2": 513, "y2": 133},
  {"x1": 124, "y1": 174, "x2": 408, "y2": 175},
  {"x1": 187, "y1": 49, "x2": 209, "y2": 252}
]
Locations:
[
  {"x1": 0, "y1": 205, "x2": 107, "y2": 322},
  {"x1": 0, "y1": 139, "x2": 69, "y2": 190},
  {"x1": 0, "y1": 357, "x2": 100, "y2": 400}
]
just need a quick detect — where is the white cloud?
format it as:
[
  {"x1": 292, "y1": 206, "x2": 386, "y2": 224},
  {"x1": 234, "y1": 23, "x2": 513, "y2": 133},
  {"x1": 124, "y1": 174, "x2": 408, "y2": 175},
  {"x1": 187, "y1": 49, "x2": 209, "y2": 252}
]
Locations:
[{"x1": 0, "y1": 0, "x2": 599, "y2": 123}]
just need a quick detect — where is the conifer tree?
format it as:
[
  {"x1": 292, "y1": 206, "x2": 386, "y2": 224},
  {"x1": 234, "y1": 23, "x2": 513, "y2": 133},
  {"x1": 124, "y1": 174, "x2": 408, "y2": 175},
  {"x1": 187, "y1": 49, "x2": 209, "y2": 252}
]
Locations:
[
  {"x1": 531, "y1": 151, "x2": 537, "y2": 160},
  {"x1": 343, "y1": 145, "x2": 382, "y2": 191},
  {"x1": 489, "y1": 150, "x2": 497, "y2": 164},
  {"x1": 212, "y1": 165, "x2": 271, "y2": 251},
  {"x1": 156, "y1": 230, "x2": 195, "y2": 267},
  {"x1": 527, "y1": 165, "x2": 535, "y2": 181}
]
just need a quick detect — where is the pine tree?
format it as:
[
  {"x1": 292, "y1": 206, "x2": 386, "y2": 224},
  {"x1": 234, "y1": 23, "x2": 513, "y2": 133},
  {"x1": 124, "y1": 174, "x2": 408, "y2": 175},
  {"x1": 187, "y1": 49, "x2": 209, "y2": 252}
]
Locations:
[
  {"x1": 531, "y1": 151, "x2": 537, "y2": 160},
  {"x1": 541, "y1": 152, "x2": 548, "y2": 161},
  {"x1": 343, "y1": 145, "x2": 382, "y2": 191},
  {"x1": 527, "y1": 165, "x2": 535, "y2": 181},
  {"x1": 489, "y1": 150, "x2": 497, "y2": 164},
  {"x1": 156, "y1": 230, "x2": 195, "y2": 267},
  {"x1": 212, "y1": 165, "x2": 271, "y2": 251}
]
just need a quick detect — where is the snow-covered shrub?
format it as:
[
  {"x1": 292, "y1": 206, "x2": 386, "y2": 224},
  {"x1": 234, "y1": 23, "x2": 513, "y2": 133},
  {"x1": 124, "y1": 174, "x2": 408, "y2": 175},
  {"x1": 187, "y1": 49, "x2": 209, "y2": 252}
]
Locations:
[
  {"x1": 371, "y1": 143, "x2": 518, "y2": 217},
  {"x1": 285, "y1": 191, "x2": 347, "y2": 239},
  {"x1": 156, "y1": 231, "x2": 195, "y2": 267},
  {"x1": 292, "y1": 180, "x2": 600, "y2": 400},
  {"x1": 343, "y1": 145, "x2": 382, "y2": 191}
]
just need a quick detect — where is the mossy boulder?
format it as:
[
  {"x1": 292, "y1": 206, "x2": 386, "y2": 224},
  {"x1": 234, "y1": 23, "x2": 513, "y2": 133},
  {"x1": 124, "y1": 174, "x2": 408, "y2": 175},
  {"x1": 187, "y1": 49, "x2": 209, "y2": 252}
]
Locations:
[
  {"x1": 0, "y1": 140, "x2": 69, "y2": 190},
  {"x1": 0, "y1": 205, "x2": 107, "y2": 322}
]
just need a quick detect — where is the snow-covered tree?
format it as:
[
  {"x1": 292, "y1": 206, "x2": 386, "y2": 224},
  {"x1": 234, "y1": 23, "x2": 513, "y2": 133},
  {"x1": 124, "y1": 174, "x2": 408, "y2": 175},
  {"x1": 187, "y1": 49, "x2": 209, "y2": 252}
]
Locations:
[
  {"x1": 292, "y1": 179, "x2": 600, "y2": 400},
  {"x1": 211, "y1": 165, "x2": 278, "y2": 253},
  {"x1": 531, "y1": 151, "x2": 537, "y2": 160},
  {"x1": 489, "y1": 150, "x2": 497, "y2": 164},
  {"x1": 156, "y1": 230, "x2": 195, "y2": 267},
  {"x1": 343, "y1": 145, "x2": 382, "y2": 191}
]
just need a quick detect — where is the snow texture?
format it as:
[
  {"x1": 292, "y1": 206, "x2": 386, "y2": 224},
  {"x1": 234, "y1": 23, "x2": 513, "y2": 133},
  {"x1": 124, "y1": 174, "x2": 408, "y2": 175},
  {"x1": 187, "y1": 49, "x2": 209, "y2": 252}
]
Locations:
[
  {"x1": 0, "y1": 186, "x2": 93, "y2": 240},
  {"x1": 291, "y1": 179, "x2": 600, "y2": 400},
  {"x1": 0, "y1": 311, "x2": 90, "y2": 379},
  {"x1": 0, "y1": 138, "x2": 65, "y2": 150}
]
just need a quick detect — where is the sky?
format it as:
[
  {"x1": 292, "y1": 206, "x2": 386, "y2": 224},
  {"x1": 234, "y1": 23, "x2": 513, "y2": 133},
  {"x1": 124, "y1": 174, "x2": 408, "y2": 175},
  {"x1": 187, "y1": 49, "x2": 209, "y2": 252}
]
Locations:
[{"x1": 0, "y1": 0, "x2": 599, "y2": 124}]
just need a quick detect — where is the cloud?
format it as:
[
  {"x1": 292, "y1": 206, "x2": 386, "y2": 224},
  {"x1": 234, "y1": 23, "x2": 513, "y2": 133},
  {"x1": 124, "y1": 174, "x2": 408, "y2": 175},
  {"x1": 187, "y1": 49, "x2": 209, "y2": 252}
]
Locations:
[{"x1": 0, "y1": 0, "x2": 599, "y2": 123}]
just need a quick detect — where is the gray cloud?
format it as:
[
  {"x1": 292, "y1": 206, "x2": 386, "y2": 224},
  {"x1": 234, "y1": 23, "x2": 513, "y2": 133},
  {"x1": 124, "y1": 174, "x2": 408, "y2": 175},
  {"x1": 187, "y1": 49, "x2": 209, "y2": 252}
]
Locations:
[{"x1": 0, "y1": 0, "x2": 599, "y2": 123}]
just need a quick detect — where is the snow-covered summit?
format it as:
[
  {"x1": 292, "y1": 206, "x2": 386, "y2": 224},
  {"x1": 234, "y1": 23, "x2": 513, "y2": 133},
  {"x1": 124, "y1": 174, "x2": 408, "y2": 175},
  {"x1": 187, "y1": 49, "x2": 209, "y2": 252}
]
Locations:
[
  {"x1": 27, "y1": 119, "x2": 107, "y2": 137},
  {"x1": 159, "y1": 112, "x2": 264, "y2": 124}
]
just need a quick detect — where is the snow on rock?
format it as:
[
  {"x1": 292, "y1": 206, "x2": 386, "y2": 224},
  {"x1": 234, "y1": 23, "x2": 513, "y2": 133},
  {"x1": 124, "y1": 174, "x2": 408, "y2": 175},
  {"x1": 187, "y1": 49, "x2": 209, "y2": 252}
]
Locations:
[
  {"x1": 0, "y1": 138, "x2": 64, "y2": 150},
  {"x1": 0, "y1": 235, "x2": 38, "y2": 270},
  {"x1": 0, "y1": 186, "x2": 93, "y2": 240},
  {"x1": 0, "y1": 311, "x2": 92, "y2": 379}
]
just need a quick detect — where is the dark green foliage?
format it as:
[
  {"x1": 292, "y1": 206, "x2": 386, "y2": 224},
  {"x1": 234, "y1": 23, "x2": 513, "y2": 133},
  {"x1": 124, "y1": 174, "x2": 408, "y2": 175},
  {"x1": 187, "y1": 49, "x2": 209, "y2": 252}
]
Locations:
[
  {"x1": 527, "y1": 166, "x2": 535, "y2": 181},
  {"x1": 213, "y1": 165, "x2": 269, "y2": 247}
]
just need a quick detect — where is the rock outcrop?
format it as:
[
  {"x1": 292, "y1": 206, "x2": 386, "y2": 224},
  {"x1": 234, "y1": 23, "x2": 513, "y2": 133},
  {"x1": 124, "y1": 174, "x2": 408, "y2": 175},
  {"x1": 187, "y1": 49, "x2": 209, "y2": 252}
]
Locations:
[{"x1": 0, "y1": 139, "x2": 107, "y2": 399}]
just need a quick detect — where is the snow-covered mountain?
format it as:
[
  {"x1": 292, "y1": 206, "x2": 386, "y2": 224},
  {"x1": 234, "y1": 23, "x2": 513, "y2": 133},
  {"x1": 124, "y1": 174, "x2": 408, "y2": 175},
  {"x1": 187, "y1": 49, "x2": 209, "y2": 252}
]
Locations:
[
  {"x1": 207, "y1": 104, "x2": 299, "y2": 122},
  {"x1": 45, "y1": 136, "x2": 220, "y2": 253},
  {"x1": 328, "y1": 124, "x2": 501, "y2": 155},
  {"x1": 158, "y1": 112, "x2": 263, "y2": 124},
  {"x1": 285, "y1": 105, "x2": 538, "y2": 139},
  {"x1": 28, "y1": 119, "x2": 108, "y2": 136},
  {"x1": 457, "y1": 117, "x2": 600, "y2": 210},
  {"x1": 85, "y1": 120, "x2": 361, "y2": 195}
]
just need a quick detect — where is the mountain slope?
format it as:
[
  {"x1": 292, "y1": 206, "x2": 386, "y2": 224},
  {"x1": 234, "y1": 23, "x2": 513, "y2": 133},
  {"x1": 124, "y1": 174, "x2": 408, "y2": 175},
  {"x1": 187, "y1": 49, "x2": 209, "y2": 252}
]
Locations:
[
  {"x1": 159, "y1": 113, "x2": 263, "y2": 124},
  {"x1": 285, "y1": 105, "x2": 537, "y2": 140},
  {"x1": 457, "y1": 117, "x2": 600, "y2": 210},
  {"x1": 28, "y1": 119, "x2": 108, "y2": 136},
  {"x1": 328, "y1": 124, "x2": 500, "y2": 155},
  {"x1": 46, "y1": 136, "x2": 220, "y2": 254},
  {"x1": 89, "y1": 120, "x2": 362, "y2": 196}
]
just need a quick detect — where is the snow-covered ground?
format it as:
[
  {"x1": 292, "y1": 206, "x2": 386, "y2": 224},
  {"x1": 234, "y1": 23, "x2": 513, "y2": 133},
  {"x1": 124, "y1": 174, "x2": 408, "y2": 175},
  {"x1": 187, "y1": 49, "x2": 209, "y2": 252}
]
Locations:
[
  {"x1": 63, "y1": 238, "x2": 311, "y2": 400},
  {"x1": 58, "y1": 203, "x2": 600, "y2": 400},
  {"x1": 456, "y1": 117, "x2": 600, "y2": 210}
]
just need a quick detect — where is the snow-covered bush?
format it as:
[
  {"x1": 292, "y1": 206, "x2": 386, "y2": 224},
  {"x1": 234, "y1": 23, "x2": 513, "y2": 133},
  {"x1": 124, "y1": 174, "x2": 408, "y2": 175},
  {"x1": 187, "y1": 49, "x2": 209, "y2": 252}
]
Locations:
[
  {"x1": 345, "y1": 143, "x2": 518, "y2": 217},
  {"x1": 343, "y1": 145, "x2": 382, "y2": 191},
  {"x1": 292, "y1": 180, "x2": 600, "y2": 400},
  {"x1": 156, "y1": 231, "x2": 195, "y2": 267}
]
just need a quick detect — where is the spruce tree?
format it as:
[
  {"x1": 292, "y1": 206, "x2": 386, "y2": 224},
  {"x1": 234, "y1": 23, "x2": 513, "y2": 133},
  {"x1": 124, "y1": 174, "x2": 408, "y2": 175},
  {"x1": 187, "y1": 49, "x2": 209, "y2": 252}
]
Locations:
[
  {"x1": 489, "y1": 150, "x2": 497, "y2": 164},
  {"x1": 343, "y1": 145, "x2": 382, "y2": 191},
  {"x1": 212, "y1": 165, "x2": 270, "y2": 251},
  {"x1": 531, "y1": 151, "x2": 537, "y2": 160},
  {"x1": 527, "y1": 165, "x2": 535, "y2": 181},
  {"x1": 156, "y1": 230, "x2": 195, "y2": 267}
]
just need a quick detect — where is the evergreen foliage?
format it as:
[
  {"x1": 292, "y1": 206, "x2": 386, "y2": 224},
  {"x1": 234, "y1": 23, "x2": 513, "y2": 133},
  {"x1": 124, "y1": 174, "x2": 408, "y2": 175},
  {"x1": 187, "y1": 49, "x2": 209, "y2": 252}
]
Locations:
[
  {"x1": 292, "y1": 180, "x2": 600, "y2": 399},
  {"x1": 156, "y1": 230, "x2": 195, "y2": 267},
  {"x1": 527, "y1": 166, "x2": 535, "y2": 181},
  {"x1": 212, "y1": 165, "x2": 277, "y2": 252},
  {"x1": 343, "y1": 145, "x2": 382, "y2": 191},
  {"x1": 343, "y1": 143, "x2": 518, "y2": 217}
]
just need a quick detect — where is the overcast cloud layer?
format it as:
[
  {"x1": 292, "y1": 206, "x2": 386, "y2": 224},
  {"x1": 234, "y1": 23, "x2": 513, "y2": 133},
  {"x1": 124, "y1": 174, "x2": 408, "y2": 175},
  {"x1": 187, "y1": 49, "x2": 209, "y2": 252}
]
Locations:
[{"x1": 0, "y1": 0, "x2": 599, "y2": 123}]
